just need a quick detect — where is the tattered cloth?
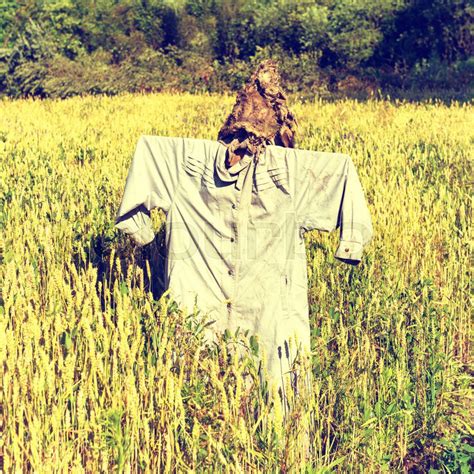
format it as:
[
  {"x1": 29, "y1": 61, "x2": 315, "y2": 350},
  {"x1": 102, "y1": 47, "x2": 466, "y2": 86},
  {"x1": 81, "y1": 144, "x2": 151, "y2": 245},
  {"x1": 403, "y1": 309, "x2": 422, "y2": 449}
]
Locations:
[{"x1": 217, "y1": 59, "x2": 298, "y2": 167}]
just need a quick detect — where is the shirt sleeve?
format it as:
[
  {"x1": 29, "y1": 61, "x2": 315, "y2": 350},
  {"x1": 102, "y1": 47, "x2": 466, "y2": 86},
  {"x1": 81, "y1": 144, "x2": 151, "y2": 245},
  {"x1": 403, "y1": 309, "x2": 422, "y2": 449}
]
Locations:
[
  {"x1": 114, "y1": 135, "x2": 182, "y2": 246},
  {"x1": 293, "y1": 150, "x2": 373, "y2": 265}
]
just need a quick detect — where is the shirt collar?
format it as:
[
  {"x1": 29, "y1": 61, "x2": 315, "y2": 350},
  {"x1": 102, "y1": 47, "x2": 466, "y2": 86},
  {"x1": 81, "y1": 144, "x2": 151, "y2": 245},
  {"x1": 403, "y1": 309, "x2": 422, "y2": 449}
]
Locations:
[
  {"x1": 214, "y1": 143, "x2": 254, "y2": 190},
  {"x1": 214, "y1": 141, "x2": 289, "y2": 194}
]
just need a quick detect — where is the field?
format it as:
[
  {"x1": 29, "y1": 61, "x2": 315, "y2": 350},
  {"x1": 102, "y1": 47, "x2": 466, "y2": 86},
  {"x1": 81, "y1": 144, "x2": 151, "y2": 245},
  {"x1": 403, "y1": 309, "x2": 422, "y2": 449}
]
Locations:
[{"x1": 1, "y1": 93, "x2": 472, "y2": 472}]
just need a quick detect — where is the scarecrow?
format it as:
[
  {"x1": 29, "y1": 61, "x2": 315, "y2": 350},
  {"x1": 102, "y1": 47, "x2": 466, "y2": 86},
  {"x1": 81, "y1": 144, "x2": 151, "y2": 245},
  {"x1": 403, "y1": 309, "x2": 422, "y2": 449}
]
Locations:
[{"x1": 115, "y1": 60, "x2": 373, "y2": 409}]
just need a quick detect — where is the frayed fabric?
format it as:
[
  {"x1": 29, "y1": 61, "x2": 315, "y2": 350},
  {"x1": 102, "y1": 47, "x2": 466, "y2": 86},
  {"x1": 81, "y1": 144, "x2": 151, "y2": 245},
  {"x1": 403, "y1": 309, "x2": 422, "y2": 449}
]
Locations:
[{"x1": 218, "y1": 59, "x2": 298, "y2": 167}]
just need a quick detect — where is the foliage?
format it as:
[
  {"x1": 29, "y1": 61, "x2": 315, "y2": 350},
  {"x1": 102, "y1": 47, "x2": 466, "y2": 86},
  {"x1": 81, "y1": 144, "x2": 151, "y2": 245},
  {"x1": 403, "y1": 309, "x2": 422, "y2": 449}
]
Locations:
[
  {"x1": 0, "y1": 93, "x2": 472, "y2": 471},
  {"x1": 0, "y1": 0, "x2": 471, "y2": 98},
  {"x1": 0, "y1": 0, "x2": 18, "y2": 46}
]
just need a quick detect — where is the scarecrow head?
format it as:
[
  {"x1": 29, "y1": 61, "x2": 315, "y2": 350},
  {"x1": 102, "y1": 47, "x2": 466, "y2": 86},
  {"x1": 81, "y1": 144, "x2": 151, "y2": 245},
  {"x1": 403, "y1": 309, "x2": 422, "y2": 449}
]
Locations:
[{"x1": 218, "y1": 59, "x2": 298, "y2": 167}]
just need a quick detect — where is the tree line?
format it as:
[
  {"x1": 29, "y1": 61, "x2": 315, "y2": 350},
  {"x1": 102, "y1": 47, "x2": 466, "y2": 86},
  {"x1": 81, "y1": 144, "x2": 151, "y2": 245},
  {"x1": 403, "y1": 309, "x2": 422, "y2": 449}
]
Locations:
[{"x1": 0, "y1": 0, "x2": 472, "y2": 99}]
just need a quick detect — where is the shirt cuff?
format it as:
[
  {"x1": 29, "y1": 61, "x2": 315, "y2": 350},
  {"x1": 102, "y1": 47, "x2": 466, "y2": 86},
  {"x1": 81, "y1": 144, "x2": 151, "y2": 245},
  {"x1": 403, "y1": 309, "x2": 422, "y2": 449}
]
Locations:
[
  {"x1": 115, "y1": 209, "x2": 155, "y2": 246},
  {"x1": 128, "y1": 225, "x2": 155, "y2": 246},
  {"x1": 334, "y1": 240, "x2": 363, "y2": 265}
]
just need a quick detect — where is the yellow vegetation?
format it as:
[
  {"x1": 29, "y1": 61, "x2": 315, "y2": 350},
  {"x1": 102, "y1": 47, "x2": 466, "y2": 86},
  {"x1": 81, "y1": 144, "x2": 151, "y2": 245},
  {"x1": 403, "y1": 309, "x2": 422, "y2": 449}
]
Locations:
[{"x1": 0, "y1": 93, "x2": 472, "y2": 472}]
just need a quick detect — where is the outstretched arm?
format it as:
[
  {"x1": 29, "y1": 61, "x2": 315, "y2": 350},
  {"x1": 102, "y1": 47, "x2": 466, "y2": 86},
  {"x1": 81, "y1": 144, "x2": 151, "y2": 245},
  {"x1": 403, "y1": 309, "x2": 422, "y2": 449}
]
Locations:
[
  {"x1": 293, "y1": 149, "x2": 373, "y2": 265},
  {"x1": 115, "y1": 135, "x2": 182, "y2": 246}
]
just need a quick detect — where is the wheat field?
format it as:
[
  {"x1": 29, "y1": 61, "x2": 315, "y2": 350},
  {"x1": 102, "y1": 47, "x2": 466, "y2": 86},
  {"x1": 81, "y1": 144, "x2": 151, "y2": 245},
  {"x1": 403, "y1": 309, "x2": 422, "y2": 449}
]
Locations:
[{"x1": 0, "y1": 93, "x2": 472, "y2": 472}]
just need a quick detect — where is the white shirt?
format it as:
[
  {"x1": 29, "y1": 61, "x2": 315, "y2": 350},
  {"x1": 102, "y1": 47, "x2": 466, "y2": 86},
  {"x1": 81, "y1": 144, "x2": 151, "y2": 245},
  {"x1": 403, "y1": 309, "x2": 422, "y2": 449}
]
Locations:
[{"x1": 115, "y1": 135, "x2": 373, "y2": 385}]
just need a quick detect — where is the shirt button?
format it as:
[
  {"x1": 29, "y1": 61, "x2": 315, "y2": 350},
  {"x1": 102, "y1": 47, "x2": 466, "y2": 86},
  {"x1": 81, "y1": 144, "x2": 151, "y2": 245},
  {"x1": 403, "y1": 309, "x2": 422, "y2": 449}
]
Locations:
[
  {"x1": 230, "y1": 237, "x2": 235, "y2": 242},
  {"x1": 228, "y1": 269, "x2": 233, "y2": 276},
  {"x1": 345, "y1": 248, "x2": 350, "y2": 252},
  {"x1": 232, "y1": 203, "x2": 237, "y2": 209},
  {"x1": 227, "y1": 302, "x2": 232, "y2": 310}
]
